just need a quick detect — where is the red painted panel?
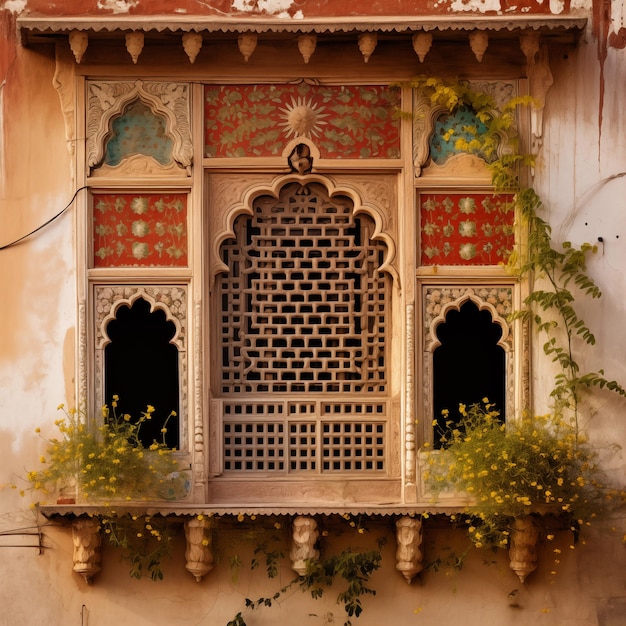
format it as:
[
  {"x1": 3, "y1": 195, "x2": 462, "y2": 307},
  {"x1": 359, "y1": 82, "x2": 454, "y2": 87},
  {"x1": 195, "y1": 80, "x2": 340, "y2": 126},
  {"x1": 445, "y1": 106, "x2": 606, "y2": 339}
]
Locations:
[
  {"x1": 204, "y1": 84, "x2": 400, "y2": 159},
  {"x1": 420, "y1": 193, "x2": 515, "y2": 266},
  {"x1": 93, "y1": 193, "x2": 187, "y2": 267}
]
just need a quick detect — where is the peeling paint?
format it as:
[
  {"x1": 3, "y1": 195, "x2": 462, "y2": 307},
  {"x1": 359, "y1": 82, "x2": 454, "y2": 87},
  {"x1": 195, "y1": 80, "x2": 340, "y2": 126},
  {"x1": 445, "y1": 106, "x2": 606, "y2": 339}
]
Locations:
[
  {"x1": 96, "y1": 0, "x2": 139, "y2": 13},
  {"x1": 2, "y1": 0, "x2": 27, "y2": 14},
  {"x1": 549, "y1": 0, "x2": 564, "y2": 13},
  {"x1": 231, "y1": 0, "x2": 297, "y2": 16},
  {"x1": 448, "y1": 0, "x2": 502, "y2": 12}
]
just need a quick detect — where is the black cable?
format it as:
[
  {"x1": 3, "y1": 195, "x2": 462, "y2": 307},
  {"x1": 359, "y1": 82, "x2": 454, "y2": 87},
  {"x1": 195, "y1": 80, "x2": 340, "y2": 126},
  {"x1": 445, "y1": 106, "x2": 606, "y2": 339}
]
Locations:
[{"x1": 0, "y1": 185, "x2": 88, "y2": 251}]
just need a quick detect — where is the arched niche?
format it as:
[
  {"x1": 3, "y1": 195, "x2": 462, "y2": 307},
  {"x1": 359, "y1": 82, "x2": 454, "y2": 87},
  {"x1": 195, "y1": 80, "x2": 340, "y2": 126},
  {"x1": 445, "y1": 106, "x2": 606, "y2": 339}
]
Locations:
[
  {"x1": 422, "y1": 286, "x2": 515, "y2": 446},
  {"x1": 412, "y1": 80, "x2": 517, "y2": 179},
  {"x1": 94, "y1": 286, "x2": 188, "y2": 449},
  {"x1": 86, "y1": 80, "x2": 192, "y2": 177},
  {"x1": 208, "y1": 173, "x2": 399, "y2": 287}
]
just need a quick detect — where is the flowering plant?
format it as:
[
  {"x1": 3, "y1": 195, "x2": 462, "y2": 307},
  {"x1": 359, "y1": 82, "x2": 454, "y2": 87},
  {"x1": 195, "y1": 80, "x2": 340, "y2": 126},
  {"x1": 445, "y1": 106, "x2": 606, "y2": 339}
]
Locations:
[
  {"x1": 424, "y1": 401, "x2": 624, "y2": 548},
  {"x1": 25, "y1": 398, "x2": 186, "y2": 504}
]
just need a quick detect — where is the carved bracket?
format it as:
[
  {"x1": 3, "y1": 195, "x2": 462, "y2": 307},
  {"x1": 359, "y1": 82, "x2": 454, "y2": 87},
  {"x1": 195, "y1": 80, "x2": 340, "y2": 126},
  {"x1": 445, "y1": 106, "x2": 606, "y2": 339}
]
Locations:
[
  {"x1": 184, "y1": 517, "x2": 214, "y2": 582},
  {"x1": 72, "y1": 518, "x2": 102, "y2": 583},
  {"x1": 290, "y1": 516, "x2": 320, "y2": 576},
  {"x1": 509, "y1": 515, "x2": 540, "y2": 582},
  {"x1": 395, "y1": 516, "x2": 423, "y2": 582}
]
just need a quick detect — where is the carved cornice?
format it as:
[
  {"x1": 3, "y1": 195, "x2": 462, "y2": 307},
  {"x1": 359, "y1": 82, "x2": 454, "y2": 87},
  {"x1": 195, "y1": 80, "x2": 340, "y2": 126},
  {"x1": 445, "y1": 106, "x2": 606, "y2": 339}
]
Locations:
[{"x1": 86, "y1": 80, "x2": 192, "y2": 176}]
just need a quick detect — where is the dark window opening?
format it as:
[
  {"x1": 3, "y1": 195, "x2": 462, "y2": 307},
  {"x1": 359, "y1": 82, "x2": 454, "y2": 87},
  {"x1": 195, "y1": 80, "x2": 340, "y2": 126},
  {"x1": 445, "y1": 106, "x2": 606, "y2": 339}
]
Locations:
[
  {"x1": 433, "y1": 300, "x2": 505, "y2": 448},
  {"x1": 105, "y1": 298, "x2": 180, "y2": 448}
]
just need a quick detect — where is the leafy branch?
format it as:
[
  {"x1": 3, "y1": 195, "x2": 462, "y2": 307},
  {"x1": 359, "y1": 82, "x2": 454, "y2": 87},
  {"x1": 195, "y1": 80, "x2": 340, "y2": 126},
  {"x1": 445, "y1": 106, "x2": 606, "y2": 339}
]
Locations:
[
  {"x1": 408, "y1": 76, "x2": 626, "y2": 431},
  {"x1": 227, "y1": 547, "x2": 383, "y2": 626}
]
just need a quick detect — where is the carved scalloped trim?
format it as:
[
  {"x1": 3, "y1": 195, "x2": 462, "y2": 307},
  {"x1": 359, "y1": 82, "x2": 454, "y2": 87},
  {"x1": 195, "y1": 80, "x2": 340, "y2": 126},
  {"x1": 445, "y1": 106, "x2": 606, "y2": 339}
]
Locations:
[
  {"x1": 86, "y1": 80, "x2": 192, "y2": 176},
  {"x1": 424, "y1": 286, "x2": 512, "y2": 352},
  {"x1": 412, "y1": 80, "x2": 517, "y2": 178},
  {"x1": 94, "y1": 285, "x2": 187, "y2": 350},
  {"x1": 209, "y1": 173, "x2": 399, "y2": 286},
  {"x1": 93, "y1": 285, "x2": 189, "y2": 452}
]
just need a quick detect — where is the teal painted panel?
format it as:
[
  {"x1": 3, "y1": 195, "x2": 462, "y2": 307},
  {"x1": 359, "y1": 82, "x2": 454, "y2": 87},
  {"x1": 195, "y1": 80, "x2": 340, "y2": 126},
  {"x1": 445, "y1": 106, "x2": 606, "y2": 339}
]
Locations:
[{"x1": 104, "y1": 99, "x2": 173, "y2": 166}]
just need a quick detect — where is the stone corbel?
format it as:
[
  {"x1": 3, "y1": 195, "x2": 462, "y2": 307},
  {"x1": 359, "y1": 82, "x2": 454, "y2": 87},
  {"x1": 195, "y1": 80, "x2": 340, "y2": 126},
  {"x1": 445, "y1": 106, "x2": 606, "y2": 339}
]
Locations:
[
  {"x1": 395, "y1": 516, "x2": 423, "y2": 583},
  {"x1": 469, "y1": 31, "x2": 489, "y2": 62},
  {"x1": 521, "y1": 34, "x2": 553, "y2": 153},
  {"x1": 125, "y1": 32, "x2": 145, "y2": 64},
  {"x1": 68, "y1": 30, "x2": 88, "y2": 63},
  {"x1": 290, "y1": 516, "x2": 320, "y2": 576},
  {"x1": 358, "y1": 33, "x2": 378, "y2": 63},
  {"x1": 509, "y1": 516, "x2": 539, "y2": 582},
  {"x1": 412, "y1": 33, "x2": 432, "y2": 62},
  {"x1": 72, "y1": 518, "x2": 102, "y2": 583},
  {"x1": 298, "y1": 35, "x2": 317, "y2": 64},
  {"x1": 184, "y1": 516, "x2": 214, "y2": 582},
  {"x1": 238, "y1": 33, "x2": 258, "y2": 61},
  {"x1": 182, "y1": 33, "x2": 203, "y2": 64}
]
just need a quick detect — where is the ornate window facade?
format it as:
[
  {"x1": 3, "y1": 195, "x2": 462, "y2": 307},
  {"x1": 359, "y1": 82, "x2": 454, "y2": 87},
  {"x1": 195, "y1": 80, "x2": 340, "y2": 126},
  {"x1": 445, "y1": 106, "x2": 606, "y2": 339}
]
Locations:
[{"x1": 76, "y1": 74, "x2": 527, "y2": 511}]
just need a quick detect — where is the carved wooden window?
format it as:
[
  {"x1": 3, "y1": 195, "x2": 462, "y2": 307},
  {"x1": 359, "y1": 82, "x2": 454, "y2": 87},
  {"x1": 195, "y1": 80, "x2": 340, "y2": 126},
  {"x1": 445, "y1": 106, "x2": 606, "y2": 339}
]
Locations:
[{"x1": 216, "y1": 182, "x2": 390, "y2": 474}]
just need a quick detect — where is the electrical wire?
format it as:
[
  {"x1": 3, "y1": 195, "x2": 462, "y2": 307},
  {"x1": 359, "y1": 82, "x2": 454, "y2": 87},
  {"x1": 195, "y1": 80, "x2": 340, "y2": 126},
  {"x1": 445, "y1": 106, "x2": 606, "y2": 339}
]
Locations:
[{"x1": 0, "y1": 185, "x2": 88, "y2": 251}]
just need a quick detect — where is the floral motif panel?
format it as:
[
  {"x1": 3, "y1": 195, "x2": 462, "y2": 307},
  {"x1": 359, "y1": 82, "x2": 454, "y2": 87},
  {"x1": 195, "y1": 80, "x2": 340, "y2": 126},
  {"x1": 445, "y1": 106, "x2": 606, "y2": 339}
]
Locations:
[
  {"x1": 93, "y1": 193, "x2": 187, "y2": 267},
  {"x1": 430, "y1": 106, "x2": 491, "y2": 165},
  {"x1": 204, "y1": 84, "x2": 400, "y2": 159},
  {"x1": 420, "y1": 193, "x2": 514, "y2": 266}
]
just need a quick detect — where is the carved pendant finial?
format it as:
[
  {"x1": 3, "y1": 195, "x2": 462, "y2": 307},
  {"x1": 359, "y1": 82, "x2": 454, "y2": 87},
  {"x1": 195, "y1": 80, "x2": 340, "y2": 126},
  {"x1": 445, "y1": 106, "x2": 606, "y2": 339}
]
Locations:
[
  {"x1": 184, "y1": 516, "x2": 214, "y2": 582},
  {"x1": 125, "y1": 32, "x2": 144, "y2": 64},
  {"x1": 395, "y1": 516, "x2": 423, "y2": 583}
]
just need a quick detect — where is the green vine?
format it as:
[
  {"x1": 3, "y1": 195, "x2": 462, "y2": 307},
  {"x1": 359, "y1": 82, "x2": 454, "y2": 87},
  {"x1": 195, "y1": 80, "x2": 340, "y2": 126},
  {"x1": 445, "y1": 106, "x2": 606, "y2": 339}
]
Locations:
[
  {"x1": 227, "y1": 544, "x2": 383, "y2": 626},
  {"x1": 406, "y1": 76, "x2": 626, "y2": 429}
]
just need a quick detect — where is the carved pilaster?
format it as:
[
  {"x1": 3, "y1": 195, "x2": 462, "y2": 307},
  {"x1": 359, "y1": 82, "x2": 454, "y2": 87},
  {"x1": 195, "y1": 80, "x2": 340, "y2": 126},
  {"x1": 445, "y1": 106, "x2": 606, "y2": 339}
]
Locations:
[
  {"x1": 290, "y1": 516, "x2": 320, "y2": 576},
  {"x1": 395, "y1": 516, "x2": 423, "y2": 583},
  {"x1": 404, "y1": 303, "x2": 417, "y2": 497},
  {"x1": 509, "y1": 516, "x2": 539, "y2": 582},
  {"x1": 184, "y1": 517, "x2": 214, "y2": 582},
  {"x1": 72, "y1": 518, "x2": 102, "y2": 583},
  {"x1": 193, "y1": 299, "x2": 206, "y2": 499},
  {"x1": 78, "y1": 299, "x2": 88, "y2": 406}
]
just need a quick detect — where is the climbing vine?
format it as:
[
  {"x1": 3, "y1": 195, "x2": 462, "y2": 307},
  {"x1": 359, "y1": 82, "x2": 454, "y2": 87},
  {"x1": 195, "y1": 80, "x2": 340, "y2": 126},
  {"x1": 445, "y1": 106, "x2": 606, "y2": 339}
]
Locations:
[{"x1": 406, "y1": 76, "x2": 626, "y2": 430}]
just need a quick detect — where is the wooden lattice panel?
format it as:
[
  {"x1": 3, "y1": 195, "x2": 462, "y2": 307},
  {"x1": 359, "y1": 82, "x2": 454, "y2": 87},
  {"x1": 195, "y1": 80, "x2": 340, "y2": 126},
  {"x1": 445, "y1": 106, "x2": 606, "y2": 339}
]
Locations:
[
  {"x1": 219, "y1": 183, "x2": 387, "y2": 394},
  {"x1": 217, "y1": 182, "x2": 389, "y2": 474}
]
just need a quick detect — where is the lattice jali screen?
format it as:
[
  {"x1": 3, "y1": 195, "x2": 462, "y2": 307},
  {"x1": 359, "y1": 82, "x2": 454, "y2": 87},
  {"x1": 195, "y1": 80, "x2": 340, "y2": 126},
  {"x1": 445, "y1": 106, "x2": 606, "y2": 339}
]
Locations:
[
  {"x1": 217, "y1": 182, "x2": 390, "y2": 474},
  {"x1": 221, "y1": 400, "x2": 388, "y2": 473}
]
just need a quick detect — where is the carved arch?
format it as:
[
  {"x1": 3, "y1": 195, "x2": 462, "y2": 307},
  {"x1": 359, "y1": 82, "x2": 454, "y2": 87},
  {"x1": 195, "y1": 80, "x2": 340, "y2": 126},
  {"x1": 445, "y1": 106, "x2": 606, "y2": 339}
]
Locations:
[
  {"x1": 93, "y1": 286, "x2": 189, "y2": 448},
  {"x1": 421, "y1": 286, "x2": 516, "y2": 445},
  {"x1": 427, "y1": 291, "x2": 511, "y2": 353},
  {"x1": 95, "y1": 286, "x2": 186, "y2": 351},
  {"x1": 209, "y1": 173, "x2": 398, "y2": 285},
  {"x1": 412, "y1": 80, "x2": 517, "y2": 178},
  {"x1": 86, "y1": 80, "x2": 192, "y2": 176}
]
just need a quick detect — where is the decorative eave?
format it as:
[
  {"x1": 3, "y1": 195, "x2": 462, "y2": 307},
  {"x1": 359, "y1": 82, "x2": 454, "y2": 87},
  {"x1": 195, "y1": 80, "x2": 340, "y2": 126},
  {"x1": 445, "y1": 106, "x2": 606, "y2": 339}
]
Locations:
[{"x1": 18, "y1": 14, "x2": 587, "y2": 44}]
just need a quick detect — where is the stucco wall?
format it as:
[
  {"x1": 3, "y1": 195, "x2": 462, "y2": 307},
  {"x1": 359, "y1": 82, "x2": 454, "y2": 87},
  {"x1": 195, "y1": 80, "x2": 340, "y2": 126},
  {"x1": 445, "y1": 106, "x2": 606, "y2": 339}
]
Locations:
[{"x1": 1, "y1": 0, "x2": 625, "y2": 624}]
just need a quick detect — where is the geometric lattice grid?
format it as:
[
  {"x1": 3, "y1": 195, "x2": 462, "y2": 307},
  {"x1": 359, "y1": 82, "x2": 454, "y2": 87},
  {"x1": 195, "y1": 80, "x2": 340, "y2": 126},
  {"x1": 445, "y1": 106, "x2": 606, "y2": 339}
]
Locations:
[{"x1": 218, "y1": 182, "x2": 389, "y2": 473}]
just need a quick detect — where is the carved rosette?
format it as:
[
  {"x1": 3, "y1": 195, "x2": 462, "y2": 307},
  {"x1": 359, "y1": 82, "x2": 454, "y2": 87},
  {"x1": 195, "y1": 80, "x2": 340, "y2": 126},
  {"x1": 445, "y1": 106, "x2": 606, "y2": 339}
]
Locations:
[
  {"x1": 395, "y1": 516, "x2": 423, "y2": 583},
  {"x1": 72, "y1": 518, "x2": 102, "y2": 583},
  {"x1": 509, "y1": 516, "x2": 540, "y2": 582},
  {"x1": 86, "y1": 80, "x2": 192, "y2": 175},
  {"x1": 184, "y1": 517, "x2": 214, "y2": 582},
  {"x1": 290, "y1": 516, "x2": 320, "y2": 576}
]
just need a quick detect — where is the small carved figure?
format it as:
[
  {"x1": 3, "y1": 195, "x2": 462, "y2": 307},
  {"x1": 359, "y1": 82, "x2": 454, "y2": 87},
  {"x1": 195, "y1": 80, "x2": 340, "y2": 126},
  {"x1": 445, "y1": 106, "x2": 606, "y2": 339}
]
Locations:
[{"x1": 288, "y1": 143, "x2": 313, "y2": 174}]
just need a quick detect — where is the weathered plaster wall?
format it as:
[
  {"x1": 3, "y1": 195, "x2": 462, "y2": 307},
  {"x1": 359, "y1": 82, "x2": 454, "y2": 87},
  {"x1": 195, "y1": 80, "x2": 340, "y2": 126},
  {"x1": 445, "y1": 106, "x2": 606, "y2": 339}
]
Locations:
[{"x1": 1, "y1": 0, "x2": 625, "y2": 624}]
